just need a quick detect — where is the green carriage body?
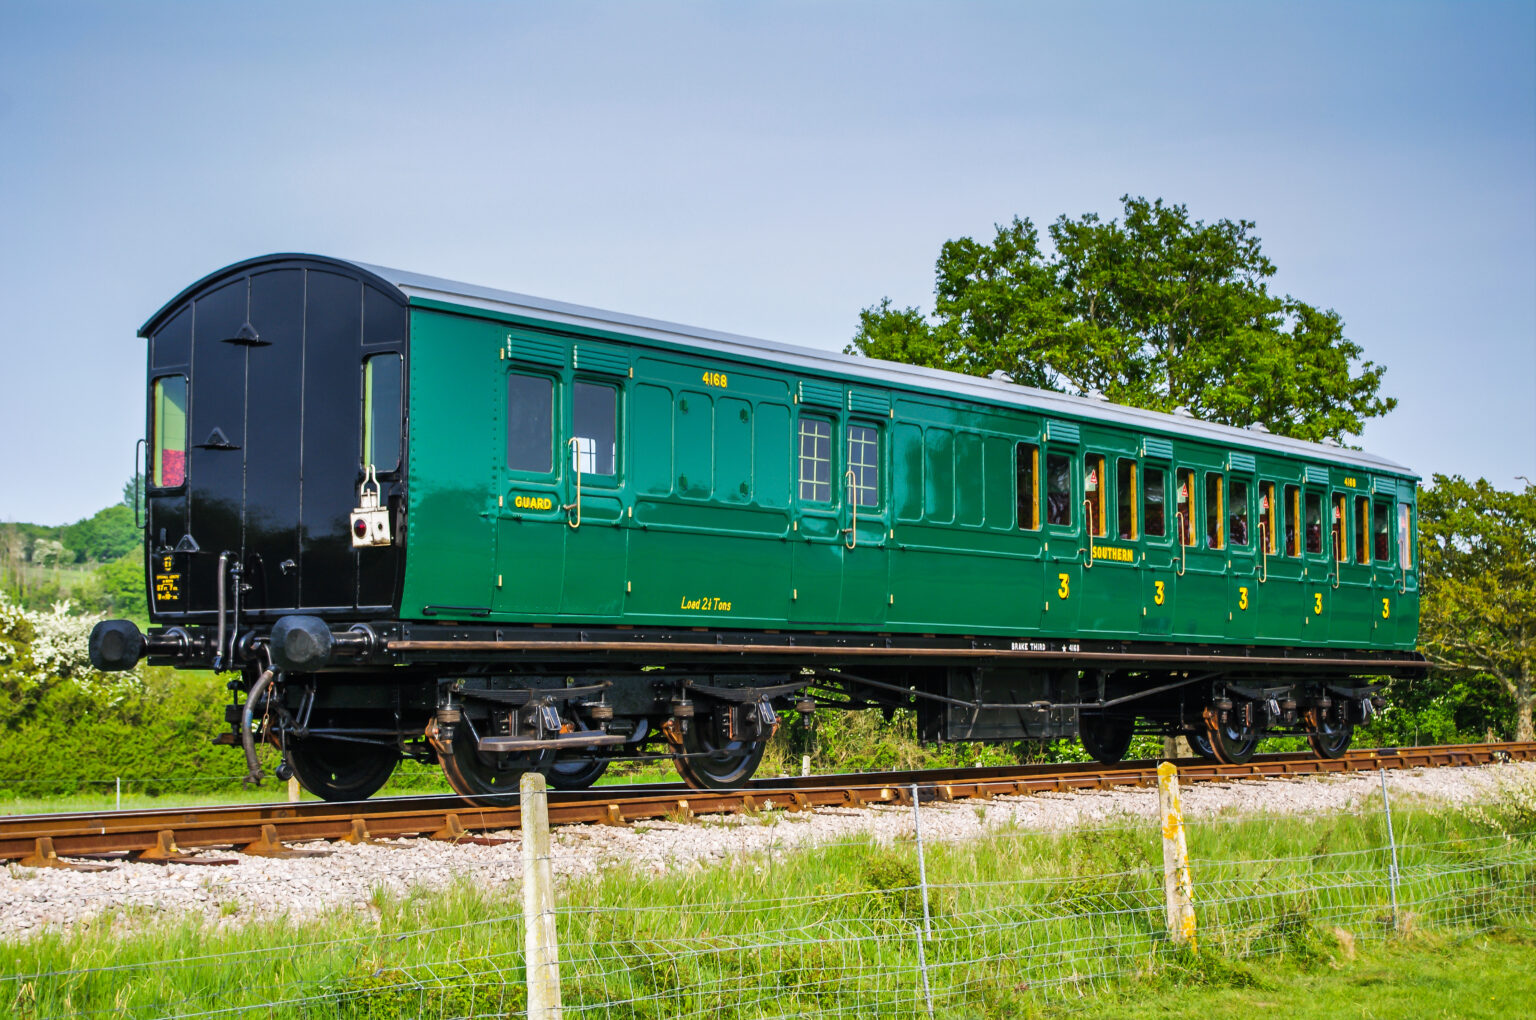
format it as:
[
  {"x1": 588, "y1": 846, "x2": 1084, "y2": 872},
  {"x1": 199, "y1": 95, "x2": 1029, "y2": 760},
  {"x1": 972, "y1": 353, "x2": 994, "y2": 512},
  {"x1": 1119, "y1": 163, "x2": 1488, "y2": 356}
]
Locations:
[{"x1": 400, "y1": 293, "x2": 1419, "y2": 652}]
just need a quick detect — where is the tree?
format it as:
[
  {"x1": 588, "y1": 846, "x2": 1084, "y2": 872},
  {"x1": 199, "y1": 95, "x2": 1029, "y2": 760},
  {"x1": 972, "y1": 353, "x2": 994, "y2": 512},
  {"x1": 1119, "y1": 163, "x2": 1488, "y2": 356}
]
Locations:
[
  {"x1": 847, "y1": 196, "x2": 1395, "y2": 443},
  {"x1": 61, "y1": 503, "x2": 139, "y2": 563},
  {"x1": 1417, "y1": 476, "x2": 1536, "y2": 741}
]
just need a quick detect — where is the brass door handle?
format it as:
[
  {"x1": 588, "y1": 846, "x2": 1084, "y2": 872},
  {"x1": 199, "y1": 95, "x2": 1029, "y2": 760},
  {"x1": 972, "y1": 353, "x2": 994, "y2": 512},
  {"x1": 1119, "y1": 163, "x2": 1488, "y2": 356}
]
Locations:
[{"x1": 562, "y1": 437, "x2": 582, "y2": 529}]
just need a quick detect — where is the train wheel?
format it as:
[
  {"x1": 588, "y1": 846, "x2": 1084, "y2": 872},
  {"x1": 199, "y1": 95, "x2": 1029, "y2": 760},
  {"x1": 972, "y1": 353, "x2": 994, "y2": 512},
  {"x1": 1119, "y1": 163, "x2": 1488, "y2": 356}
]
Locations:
[
  {"x1": 672, "y1": 719, "x2": 768, "y2": 790},
  {"x1": 1079, "y1": 713, "x2": 1134, "y2": 764},
  {"x1": 547, "y1": 756, "x2": 610, "y2": 790},
  {"x1": 286, "y1": 738, "x2": 399, "y2": 802},
  {"x1": 1202, "y1": 711, "x2": 1259, "y2": 765},
  {"x1": 1189, "y1": 732, "x2": 1219, "y2": 761},
  {"x1": 1306, "y1": 711, "x2": 1354, "y2": 759},
  {"x1": 439, "y1": 724, "x2": 554, "y2": 805}
]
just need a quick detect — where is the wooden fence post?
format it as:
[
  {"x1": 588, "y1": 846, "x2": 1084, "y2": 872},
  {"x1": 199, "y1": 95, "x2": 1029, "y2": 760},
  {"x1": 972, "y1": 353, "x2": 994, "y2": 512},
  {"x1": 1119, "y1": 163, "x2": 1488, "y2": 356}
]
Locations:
[
  {"x1": 522, "y1": 770, "x2": 563, "y2": 1019},
  {"x1": 1157, "y1": 761, "x2": 1197, "y2": 948}
]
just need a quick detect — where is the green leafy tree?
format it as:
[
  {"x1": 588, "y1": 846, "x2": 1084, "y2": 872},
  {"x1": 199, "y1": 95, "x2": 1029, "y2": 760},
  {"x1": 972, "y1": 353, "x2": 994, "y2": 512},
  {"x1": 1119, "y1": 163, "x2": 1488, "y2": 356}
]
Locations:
[
  {"x1": 61, "y1": 503, "x2": 139, "y2": 564},
  {"x1": 847, "y1": 196, "x2": 1395, "y2": 443},
  {"x1": 1417, "y1": 476, "x2": 1536, "y2": 741}
]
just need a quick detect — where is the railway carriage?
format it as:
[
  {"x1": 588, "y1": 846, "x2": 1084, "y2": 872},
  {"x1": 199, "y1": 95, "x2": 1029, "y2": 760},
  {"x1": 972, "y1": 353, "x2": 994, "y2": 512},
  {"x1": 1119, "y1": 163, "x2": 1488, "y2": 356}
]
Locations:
[{"x1": 90, "y1": 254, "x2": 1426, "y2": 802}]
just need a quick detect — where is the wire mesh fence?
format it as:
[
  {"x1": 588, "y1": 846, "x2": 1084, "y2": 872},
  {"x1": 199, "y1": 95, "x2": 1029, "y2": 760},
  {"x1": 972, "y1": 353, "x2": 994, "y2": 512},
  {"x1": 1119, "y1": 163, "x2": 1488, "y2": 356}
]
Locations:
[{"x1": 4, "y1": 765, "x2": 1535, "y2": 1019}]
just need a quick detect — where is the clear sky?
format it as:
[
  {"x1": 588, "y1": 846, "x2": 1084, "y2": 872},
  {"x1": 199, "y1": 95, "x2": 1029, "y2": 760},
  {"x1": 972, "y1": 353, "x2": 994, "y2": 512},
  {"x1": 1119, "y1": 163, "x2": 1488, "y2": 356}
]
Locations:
[{"x1": 1, "y1": 1, "x2": 1531, "y2": 524}]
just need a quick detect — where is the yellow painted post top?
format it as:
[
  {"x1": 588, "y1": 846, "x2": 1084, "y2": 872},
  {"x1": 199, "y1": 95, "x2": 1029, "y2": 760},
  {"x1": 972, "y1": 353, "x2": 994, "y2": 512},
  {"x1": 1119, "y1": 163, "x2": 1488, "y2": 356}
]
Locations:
[{"x1": 1158, "y1": 761, "x2": 1177, "y2": 782}]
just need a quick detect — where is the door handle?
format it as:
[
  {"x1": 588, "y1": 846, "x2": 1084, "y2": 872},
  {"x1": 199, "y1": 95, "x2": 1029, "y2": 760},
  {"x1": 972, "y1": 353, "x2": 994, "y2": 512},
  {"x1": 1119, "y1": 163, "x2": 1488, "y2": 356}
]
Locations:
[
  {"x1": 1079, "y1": 499, "x2": 1094, "y2": 568},
  {"x1": 562, "y1": 437, "x2": 582, "y2": 529},
  {"x1": 842, "y1": 469, "x2": 857, "y2": 549}
]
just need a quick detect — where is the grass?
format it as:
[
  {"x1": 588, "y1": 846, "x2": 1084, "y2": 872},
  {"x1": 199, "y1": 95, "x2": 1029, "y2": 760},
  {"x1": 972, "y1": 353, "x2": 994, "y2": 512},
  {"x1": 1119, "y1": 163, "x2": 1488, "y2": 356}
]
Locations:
[{"x1": 3, "y1": 776, "x2": 1535, "y2": 1019}]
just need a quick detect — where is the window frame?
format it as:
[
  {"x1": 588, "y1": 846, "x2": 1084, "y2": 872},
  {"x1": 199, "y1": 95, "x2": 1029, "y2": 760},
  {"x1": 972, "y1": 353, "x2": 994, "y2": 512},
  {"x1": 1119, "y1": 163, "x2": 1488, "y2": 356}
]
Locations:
[
  {"x1": 1259, "y1": 481, "x2": 1279, "y2": 555},
  {"x1": 1286, "y1": 484, "x2": 1303, "y2": 556},
  {"x1": 797, "y1": 414, "x2": 835, "y2": 505},
  {"x1": 1354, "y1": 495, "x2": 1371, "y2": 564},
  {"x1": 1229, "y1": 478, "x2": 1250, "y2": 548},
  {"x1": 1176, "y1": 468, "x2": 1197, "y2": 547},
  {"x1": 1084, "y1": 453, "x2": 1107, "y2": 538},
  {"x1": 1045, "y1": 451, "x2": 1074, "y2": 528},
  {"x1": 150, "y1": 373, "x2": 188, "y2": 490},
  {"x1": 1398, "y1": 502, "x2": 1414, "y2": 570},
  {"x1": 1304, "y1": 490, "x2": 1324, "y2": 556},
  {"x1": 1373, "y1": 499, "x2": 1392, "y2": 564},
  {"x1": 1116, "y1": 458, "x2": 1138, "y2": 541},
  {"x1": 1205, "y1": 473, "x2": 1225, "y2": 550},
  {"x1": 506, "y1": 370, "x2": 558, "y2": 476},
  {"x1": 1016, "y1": 442, "x2": 1040, "y2": 531},
  {"x1": 1332, "y1": 492, "x2": 1349, "y2": 563},
  {"x1": 1143, "y1": 465, "x2": 1167, "y2": 539},
  {"x1": 362, "y1": 353, "x2": 404, "y2": 475},
  {"x1": 845, "y1": 420, "x2": 882, "y2": 510},
  {"x1": 570, "y1": 377, "x2": 620, "y2": 482}
]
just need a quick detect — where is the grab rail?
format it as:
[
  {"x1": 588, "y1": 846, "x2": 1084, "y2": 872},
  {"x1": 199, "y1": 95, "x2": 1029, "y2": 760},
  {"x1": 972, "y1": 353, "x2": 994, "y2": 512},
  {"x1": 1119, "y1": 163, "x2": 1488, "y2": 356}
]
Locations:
[{"x1": 562, "y1": 437, "x2": 582, "y2": 529}]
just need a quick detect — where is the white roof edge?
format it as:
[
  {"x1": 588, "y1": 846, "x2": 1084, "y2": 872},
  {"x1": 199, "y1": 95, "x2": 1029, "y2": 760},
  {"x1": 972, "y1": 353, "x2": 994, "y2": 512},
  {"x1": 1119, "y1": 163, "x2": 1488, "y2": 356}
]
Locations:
[{"x1": 354, "y1": 260, "x2": 1416, "y2": 480}]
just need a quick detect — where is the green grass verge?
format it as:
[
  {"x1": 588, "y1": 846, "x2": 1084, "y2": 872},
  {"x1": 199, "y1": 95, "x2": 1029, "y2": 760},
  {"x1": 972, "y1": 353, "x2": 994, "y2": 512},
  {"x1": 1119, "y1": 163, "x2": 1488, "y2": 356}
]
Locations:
[{"x1": 4, "y1": 784, "x2": 1535, "y2": 1019}]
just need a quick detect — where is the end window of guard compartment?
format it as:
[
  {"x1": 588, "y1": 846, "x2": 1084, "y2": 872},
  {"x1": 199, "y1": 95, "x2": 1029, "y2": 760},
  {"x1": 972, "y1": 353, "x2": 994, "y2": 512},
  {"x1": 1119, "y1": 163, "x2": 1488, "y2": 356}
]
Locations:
[
  {"x1": 151, "y1": 375, "x2": 188, "y2": 489},
  {"x1": 507, "y1": 372, "x2": 555, "y2": 474},
  {"x1": 1397, "y1": 503, "x2": 1414, "y2": 570},
  {"x1": 362, "y1": 354, "x2": 402, "y2": 473}
]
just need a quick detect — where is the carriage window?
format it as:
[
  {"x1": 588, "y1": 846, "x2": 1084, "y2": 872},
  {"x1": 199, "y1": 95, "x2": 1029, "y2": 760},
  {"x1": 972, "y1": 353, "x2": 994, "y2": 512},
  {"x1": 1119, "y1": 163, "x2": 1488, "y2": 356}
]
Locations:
[
  {"x1": 1117, "y1": 459, "x2": 1138, "y2": 540},
  {"x1": 1305, "y1": 492, "x2": 1323, "y2": 554},
  {"x1": 1177, "y1": 469, "x2": 1196, "y2": 546},
  {"x1": 1374, "y1": 500, "x2": 1392, "y2": 563},
  {"x1": 363, "y1": 355, "x2": 402, "y2": 472},
  {"x1": 1016, "y1": 443, "x2": 1040, "y2": 530},
  {"x1": 1259, "y1": 482, "x2": 1278, "y2": 554},
  {"x1": 1046, "y1": 453, "x2": 1072, "y2": 526},
  {"x1": 798, "y1": 416, "x2": 833, "y2": 502},
  {"x1": 1144, "y1": 468, "x2": 1166, "y2": 537},
  {"x1": 1332, "y1": 494, "x2": 1348, "y2": 562},
  {"x1": 1398, "y1": 502, "x2": 1413, "y2": 568},
  {"x1": 1084, "y1": 454, "x2": 1107, "y2": 537},
  {"x1": 572, "y1": 381, "x2": 617, "y2": 476},
  {"x1": 1205, "y1": 474, "x2": 1225, "y2": 549},
  {"x1": 151, "y1": 375, "x2": 187, "y2": 487},
  {"x1": 507, "y1": 372, "x2": 554, "y2": 473},
  {"x1": 847, "y1": 423, "x2": 879, "y2": 507},
  {"x1": 1354, "y1": 496, "x2": 1371, "y2": 564},
  {"x1": 1229, "y1": 480, "x2": 1249, "y2": 547},
  {"x1": 1287, "y1": 485, "x2": 1302, "y2": 556}
]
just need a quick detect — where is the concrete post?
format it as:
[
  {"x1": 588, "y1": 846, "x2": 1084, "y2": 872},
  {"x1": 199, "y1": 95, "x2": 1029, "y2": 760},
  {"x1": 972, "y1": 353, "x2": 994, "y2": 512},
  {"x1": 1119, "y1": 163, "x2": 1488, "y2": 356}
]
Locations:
[
  {"x1": 288, "y1": 777, "x2": 301, "y2": 803},
  {"x1": 1157, "y1": 762, "x2": 1197, "y2": 948},
  {"x1": 521, "y1": 771, "x2": 563, "y2": 1019}
]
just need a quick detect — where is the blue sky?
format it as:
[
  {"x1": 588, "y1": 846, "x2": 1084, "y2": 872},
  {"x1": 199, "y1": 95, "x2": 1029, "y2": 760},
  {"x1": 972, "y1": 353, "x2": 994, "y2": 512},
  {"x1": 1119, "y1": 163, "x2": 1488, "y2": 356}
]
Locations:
[{"x1": 1, "y1": 0, "x2": 1531, "y2": 524}]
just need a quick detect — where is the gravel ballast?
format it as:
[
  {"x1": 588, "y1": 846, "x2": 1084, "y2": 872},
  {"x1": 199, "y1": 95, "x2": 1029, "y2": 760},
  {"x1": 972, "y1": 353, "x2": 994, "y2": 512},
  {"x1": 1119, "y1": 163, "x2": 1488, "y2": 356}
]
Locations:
[{"x1": 3, "y1": 762, "x2": 1532, "y2": 939}]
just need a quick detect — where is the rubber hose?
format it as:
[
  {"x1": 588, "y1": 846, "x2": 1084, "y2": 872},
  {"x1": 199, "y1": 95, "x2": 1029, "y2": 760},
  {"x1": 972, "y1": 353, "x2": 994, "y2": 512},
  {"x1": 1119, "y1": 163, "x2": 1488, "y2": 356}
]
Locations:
[{"x1": 241, "y1": 667, "x2": 275, "y2": 786}]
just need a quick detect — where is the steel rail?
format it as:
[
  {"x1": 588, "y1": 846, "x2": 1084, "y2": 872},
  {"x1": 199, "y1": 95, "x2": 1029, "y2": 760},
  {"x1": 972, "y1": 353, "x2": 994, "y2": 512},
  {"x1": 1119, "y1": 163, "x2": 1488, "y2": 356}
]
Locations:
[{"x1": 3, "y1": 741, "x2": 1532, "y2": 864}]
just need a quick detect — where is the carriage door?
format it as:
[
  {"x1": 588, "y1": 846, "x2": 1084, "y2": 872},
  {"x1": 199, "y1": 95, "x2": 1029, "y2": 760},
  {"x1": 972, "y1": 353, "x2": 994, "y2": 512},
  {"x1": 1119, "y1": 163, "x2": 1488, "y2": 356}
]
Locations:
[
  {"x1": 1332, "y1": 484, "x2": 1375, "y2": 646},
  {"x1": 1301, "y1": 485, "x2": 1333, "y2": 643},
  {"x1": 559, "y1": 347, "x2": 629, "y2": 618},
  {"x1": 1138, "y1": 443, "x2": 1177, "y2": 637},
  {"x1": 790, "y1": 384, "x2": 844, "y2": 624},
  {"x1": 840, "y1": 401, "x2": 891, "y2": 626},
  {"x1": 1040, "y1": 421, "x2": 1081, "y2": 636},
  {"x1": 1370, "y1": 484, "x2": 1399, "y2": 645},
  {"x1": 1224, "y1": 464, "x2": 1257, "y2": 643},
  {"x1": 495, "y1": 364, "x2": 565, "y2": 617}
]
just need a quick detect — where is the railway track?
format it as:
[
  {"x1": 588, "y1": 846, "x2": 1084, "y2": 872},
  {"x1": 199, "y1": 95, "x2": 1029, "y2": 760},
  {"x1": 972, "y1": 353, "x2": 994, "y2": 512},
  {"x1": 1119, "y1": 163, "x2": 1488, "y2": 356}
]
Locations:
[{"x1": 5, "y1": 741, "x2": 1533, "y2": 868}]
